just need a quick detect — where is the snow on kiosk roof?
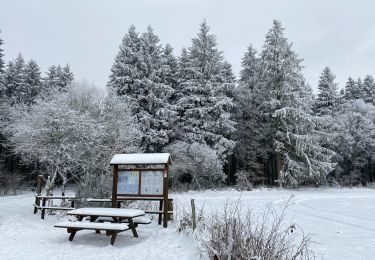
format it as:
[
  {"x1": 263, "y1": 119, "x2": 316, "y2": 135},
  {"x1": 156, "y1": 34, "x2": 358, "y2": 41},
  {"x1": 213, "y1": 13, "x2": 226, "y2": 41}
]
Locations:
[{"x1": 110, "y1": 153, "x2": 171, "y2": 165}]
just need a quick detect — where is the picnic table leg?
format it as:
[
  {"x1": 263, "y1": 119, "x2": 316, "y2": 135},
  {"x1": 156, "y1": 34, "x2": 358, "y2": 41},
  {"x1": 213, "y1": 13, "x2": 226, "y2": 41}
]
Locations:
[
  {"x1": 69, "y1": 230, "x2": 77, "y2": 241},
  {"x1": 128, "y1": 218, "x2": 138, "y2": 238},
  {"x1": 41, "y1": 198, "x2": 46, "y2": 220},
  {"x1": 110, "y1": 232, "x2": 117, "y2": 245},
  {"x1": 90, "y1": 216, "x2": 100, "y2": 234}
]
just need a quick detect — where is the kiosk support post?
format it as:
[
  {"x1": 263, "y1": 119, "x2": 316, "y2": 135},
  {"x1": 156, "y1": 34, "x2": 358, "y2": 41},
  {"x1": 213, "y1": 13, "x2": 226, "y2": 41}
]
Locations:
[
  {"x1": 112, "y1": 165, "x2": 118, "y2": 208},
  {"x1": 163, "y1": 167, "x2": 169, "y2": 228}
]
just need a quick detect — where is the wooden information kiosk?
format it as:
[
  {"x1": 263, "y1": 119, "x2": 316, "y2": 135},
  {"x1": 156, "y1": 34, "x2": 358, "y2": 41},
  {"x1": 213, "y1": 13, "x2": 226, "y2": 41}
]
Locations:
[{"x1": 110, "y1": 153, "x2": 172, "y2": 228}]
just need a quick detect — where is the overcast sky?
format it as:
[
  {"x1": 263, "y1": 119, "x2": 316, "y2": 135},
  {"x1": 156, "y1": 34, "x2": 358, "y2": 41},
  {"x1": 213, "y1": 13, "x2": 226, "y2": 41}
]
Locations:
[{"x1": 1, "y1": 0, "x2": 375, "y2": 91}]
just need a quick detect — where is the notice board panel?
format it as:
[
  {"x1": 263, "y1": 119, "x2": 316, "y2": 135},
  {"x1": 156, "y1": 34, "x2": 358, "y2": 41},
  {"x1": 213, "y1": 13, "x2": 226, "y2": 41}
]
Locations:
[
  {"x1": 140, "y1": 171, "x2": 163, "y2": 195},
  {"x1": 117, "y1": 171, "x2": 139, "y2": 194}
]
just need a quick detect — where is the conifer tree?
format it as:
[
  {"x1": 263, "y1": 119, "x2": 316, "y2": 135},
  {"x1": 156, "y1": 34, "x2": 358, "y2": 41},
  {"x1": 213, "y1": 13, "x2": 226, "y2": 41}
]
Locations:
[
  {"x1": 3, "y1": 54, "x2": 26, "y2": 104},
  {"x1": 234, "y1": 45, "x2": 265, "y2": 182},
  {"x1": 0, "y1": 31, "x2": 4, "y2": 75},
  {"x1": 43, "y1": 64, "x2": 74, "y2": 93},
  {"x1": 345, "y1": 77, "x2": 363, "y2": 100},
  {"x1": 258, "y1": 20, "x2": 336, "y2": 185},
  {"x1": 176, "y1": 20, "x2": 236, "y2": 158},
  {"x1": 362, "y1": 75, "x2": 375, "y2": 105},
  {"x1": 315, "y1": 67, "x2": 339, "y2": 115},
  {"x1": 108, "y1": 26, "x2": 176, "y2": 152},
  {"x1": 23, "y1": 59, "x2": 42, "y2": 105},
  {"x1": 107, "y1": 25, "x2": 142, "y2": 96}
]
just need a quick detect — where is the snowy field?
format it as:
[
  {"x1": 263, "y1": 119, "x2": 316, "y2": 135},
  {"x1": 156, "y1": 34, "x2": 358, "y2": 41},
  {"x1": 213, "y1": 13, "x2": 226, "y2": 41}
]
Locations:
[{"x1": 0, "y1": 188, "x2": 374, "y2": 260}]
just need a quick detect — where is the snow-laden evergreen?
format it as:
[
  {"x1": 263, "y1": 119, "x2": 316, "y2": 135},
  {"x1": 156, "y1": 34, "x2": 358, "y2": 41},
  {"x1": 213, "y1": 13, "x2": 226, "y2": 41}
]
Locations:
[
  {"x1": 362, "y1": 75, "x2": 375, "y2": 105},
  {"x1": 344, "y1": 77, "x2": 363, "y2": 100},
  {"x1": 259, "y1": 21, "x2": 336, "y2": 185},
  {"x1": 315, "y1": 67, "x2": 339, "y2": 115},
  {"x1": 43, "y1": 64, "x2": 74, "y2": 93},
  {"x1": 23, "y1": 60, "x2": 42, "y2": 105},
  {"x1": 108, "y1": 26, "x2": 176, "y2": 152},
  {"x1": 233, "y1": 45, "x2": 265, "y2": 183},
  {"x1": 0, "y1": 31, "x2": 4, "y2": 75},
  {"x1": 3, "y1": 54, "x2": 27, "y2": 105},
  {"x1": 176, "y1": 20, "x2": 236, "y2": 158}
]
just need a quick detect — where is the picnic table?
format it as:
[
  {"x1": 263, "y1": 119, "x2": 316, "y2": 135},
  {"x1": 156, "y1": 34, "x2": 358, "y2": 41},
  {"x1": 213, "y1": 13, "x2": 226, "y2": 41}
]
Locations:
[{"x1": 54, "y1": 208, "x2": 146, "y2": 245}]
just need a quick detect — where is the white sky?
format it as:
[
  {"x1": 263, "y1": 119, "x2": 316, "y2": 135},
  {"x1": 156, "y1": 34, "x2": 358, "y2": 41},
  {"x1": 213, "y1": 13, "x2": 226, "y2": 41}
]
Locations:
[{"x1": 1, "y1": 0, "x2": 375, "y2": 91}]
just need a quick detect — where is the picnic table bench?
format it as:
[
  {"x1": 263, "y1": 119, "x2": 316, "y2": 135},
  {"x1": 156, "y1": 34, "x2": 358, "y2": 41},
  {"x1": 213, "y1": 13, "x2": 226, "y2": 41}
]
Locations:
[{"x1": 54, "y1": 208, "x2": 147, "y2": 245}]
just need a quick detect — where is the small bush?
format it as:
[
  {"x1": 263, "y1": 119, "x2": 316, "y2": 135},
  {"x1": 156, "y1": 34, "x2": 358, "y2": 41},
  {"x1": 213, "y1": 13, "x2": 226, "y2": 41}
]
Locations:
[
  {"x1": 164, "y1": 141, "x2": 226, "y2": 190},
  {"x1": 235, "y1": 170, "x2": 253, "y2": 191},
  {"x1": 197, "y1": 202, "x2": 314, "y2": 260}
]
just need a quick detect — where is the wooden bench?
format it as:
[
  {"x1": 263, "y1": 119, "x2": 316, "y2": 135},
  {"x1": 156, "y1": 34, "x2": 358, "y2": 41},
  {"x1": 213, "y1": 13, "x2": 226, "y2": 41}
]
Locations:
[
  {"x1": 54, "y1": 221, "x2": 129, "y2": 245},
  {"x1": 33, "y1": 195, "x2": 78, "y2": 219}
]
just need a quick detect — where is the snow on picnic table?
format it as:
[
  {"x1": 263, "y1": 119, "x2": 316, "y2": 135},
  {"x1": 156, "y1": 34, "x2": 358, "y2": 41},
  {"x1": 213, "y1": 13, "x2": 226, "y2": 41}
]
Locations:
[{"x1": 1, "y1": 188, "x2": 375, "y2": 260}]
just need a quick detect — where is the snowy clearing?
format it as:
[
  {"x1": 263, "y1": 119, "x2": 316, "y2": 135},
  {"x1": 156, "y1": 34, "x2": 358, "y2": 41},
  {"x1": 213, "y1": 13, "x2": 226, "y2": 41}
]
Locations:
[{"x1": 1, "y1": 188, "x2": 374, "y2": 260}]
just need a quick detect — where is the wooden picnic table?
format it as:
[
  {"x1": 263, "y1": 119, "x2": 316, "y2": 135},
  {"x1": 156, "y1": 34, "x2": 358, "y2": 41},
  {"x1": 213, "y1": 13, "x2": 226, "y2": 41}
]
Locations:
[{"x1": 54, "y1": 208, "x2": 146, "y2": 245}]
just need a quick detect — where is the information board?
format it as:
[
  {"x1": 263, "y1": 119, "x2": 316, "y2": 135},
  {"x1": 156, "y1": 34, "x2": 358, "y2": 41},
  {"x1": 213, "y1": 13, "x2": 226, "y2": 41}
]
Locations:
[
  {"x1": 140, "y1": 171, "x2": 163, "y2": 195},
  {"x1": 117, "y1": 171, "x2": 139, "y2": 194}
]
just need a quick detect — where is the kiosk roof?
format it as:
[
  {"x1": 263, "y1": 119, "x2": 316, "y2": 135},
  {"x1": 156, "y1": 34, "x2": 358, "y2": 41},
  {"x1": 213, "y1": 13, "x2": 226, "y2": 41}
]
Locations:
[{"x1": 110, "y1": 153, "x2": 171, "y2": 165}]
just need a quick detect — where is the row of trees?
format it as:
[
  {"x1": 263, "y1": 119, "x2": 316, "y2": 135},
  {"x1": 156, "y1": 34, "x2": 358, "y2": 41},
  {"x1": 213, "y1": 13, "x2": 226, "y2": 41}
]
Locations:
[{"x1": 1, "y1": 20, "x2": 375, "y2": 194}]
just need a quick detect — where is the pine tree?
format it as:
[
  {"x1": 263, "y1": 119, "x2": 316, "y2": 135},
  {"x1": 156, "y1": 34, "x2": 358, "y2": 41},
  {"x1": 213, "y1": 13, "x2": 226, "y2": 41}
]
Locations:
[
  {"x1": 107, "y1": 25, "x2": 142, "y2": 96},
  {"x1": 23, "y1": 59, "x2": 42, "y2": 105},
  {"x1": 258, "y1": 20, "x2": 336, "y2": 186},
  {"x1": 59, "y1": 64, "x2": 74, "y2": 90},
  {"x1": 315, "y1": 67, "x2": 339, "y2": 115},
  {"x1": 362, "y1": 75, "x2": 375, "y2": 105},
  {"x1": 345, "y1": 77, "x2": 363, "y2": 100},
  {"x1": 233, "y1": 45, "x2": 265, "y2": 182},
  {"x1": 176, "y1": 20, "x2": 236, "y2": 158},
  {"x1": 3, "y1": 54, "x2": 26, "y2": 104},
  {"x1": 43, "y1": 64, "x2": 74, "y2": 94},
  {"x1": 108, "y1": 26, "x2": 176, "y2": 152},
  {"x1": 0, "y1": 31, "x2": 4, "y2": 75}
]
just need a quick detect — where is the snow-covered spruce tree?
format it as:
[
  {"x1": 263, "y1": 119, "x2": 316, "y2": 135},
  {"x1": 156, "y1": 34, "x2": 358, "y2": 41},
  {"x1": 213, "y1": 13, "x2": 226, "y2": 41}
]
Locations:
[
  {"x1": 23, "y1": 60, "x2": 42, "y2": 105},
  {"x1": 362, "y1": 75, "x2": 375, "y2": 105},
  {"x1": 108, "y1": 26, "x2": 176, "y2": 152},
  {"x1": 3, "y1": 54, "x2": 26, "y2": 105},
  {"x1": 0, "y1": 31, "x2": 4, "y2": 75},
  {"x1": 43, "y1": 64, "x2": 74, "y2": 93},
  {"x1": 258, "y1": 20, "x2": 336, "y2": 186},
  {"x1": 233, "y1": 45, "x2": 266, "y2": 184},
  {"x1": 332, "y1": 99, "x2": 375, "y2": 185},
  {"x1": 344, "y1": 77, "x2": 363, "y2": 100},
  {"x1": 315, "y1": 67, "x2": 339, "y2": 116},
  {"x1": 176, "y1": 20, "x2": 236, "y2": 158}
]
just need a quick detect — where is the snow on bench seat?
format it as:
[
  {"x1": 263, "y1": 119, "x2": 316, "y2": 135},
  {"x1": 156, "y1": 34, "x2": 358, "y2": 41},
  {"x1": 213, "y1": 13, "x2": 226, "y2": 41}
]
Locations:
[
  {"x1": 94, "y1": 216, "x2": 151, "y2": 224},
  {"x1": 54, "y1": 221, "x2": 129, "y2": 231}
]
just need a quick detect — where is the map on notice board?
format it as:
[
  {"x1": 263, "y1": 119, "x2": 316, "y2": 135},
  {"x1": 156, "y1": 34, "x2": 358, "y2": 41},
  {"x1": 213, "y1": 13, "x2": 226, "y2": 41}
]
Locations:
[
  {"x1": 118, "y1": 171, "x2": 139, "y2": 194},
  {"x1": 141, "y1": 171, "x2": 163, "y2": 195}
]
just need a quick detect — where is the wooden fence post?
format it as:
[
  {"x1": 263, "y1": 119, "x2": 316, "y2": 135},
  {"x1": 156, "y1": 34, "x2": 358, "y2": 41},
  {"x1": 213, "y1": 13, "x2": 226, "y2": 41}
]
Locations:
[
  {"x1": 191, "y1": 199, "x2": 196, "y2": 231},
  {"x1": 33, "y1": 175, "x2": 42, "y2": 214}
]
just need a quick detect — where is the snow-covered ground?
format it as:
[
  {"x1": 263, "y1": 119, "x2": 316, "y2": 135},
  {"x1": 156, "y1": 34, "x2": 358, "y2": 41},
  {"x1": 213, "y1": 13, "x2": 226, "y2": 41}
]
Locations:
[{"x1": 1, "y1": 188, "x2": 374, "y2": 260}]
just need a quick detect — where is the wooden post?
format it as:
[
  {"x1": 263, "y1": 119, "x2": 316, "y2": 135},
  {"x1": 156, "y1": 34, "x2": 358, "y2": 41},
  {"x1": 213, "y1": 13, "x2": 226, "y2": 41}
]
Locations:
[
  {"x1": 191, "y1": 199, "x2": 196, "y2": 231},
  {"x1": 158, "y1": 200, "x2": 163, "y2": 225},
  {"x1": 112, "y1": 165, "x2": 118, "y2": 208},
  {"x1": 33, "y1": 175, "x2": 42, "y2": 214},
  {"x1": 168, "y1": 199, "x2": 173, "y2": 221},
  {"x1": 41, "y1": 197, "x2": 46, "y2": 220},
  {"x1": 162, "y1": 167, "x2": 168, "y2": 228}
]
